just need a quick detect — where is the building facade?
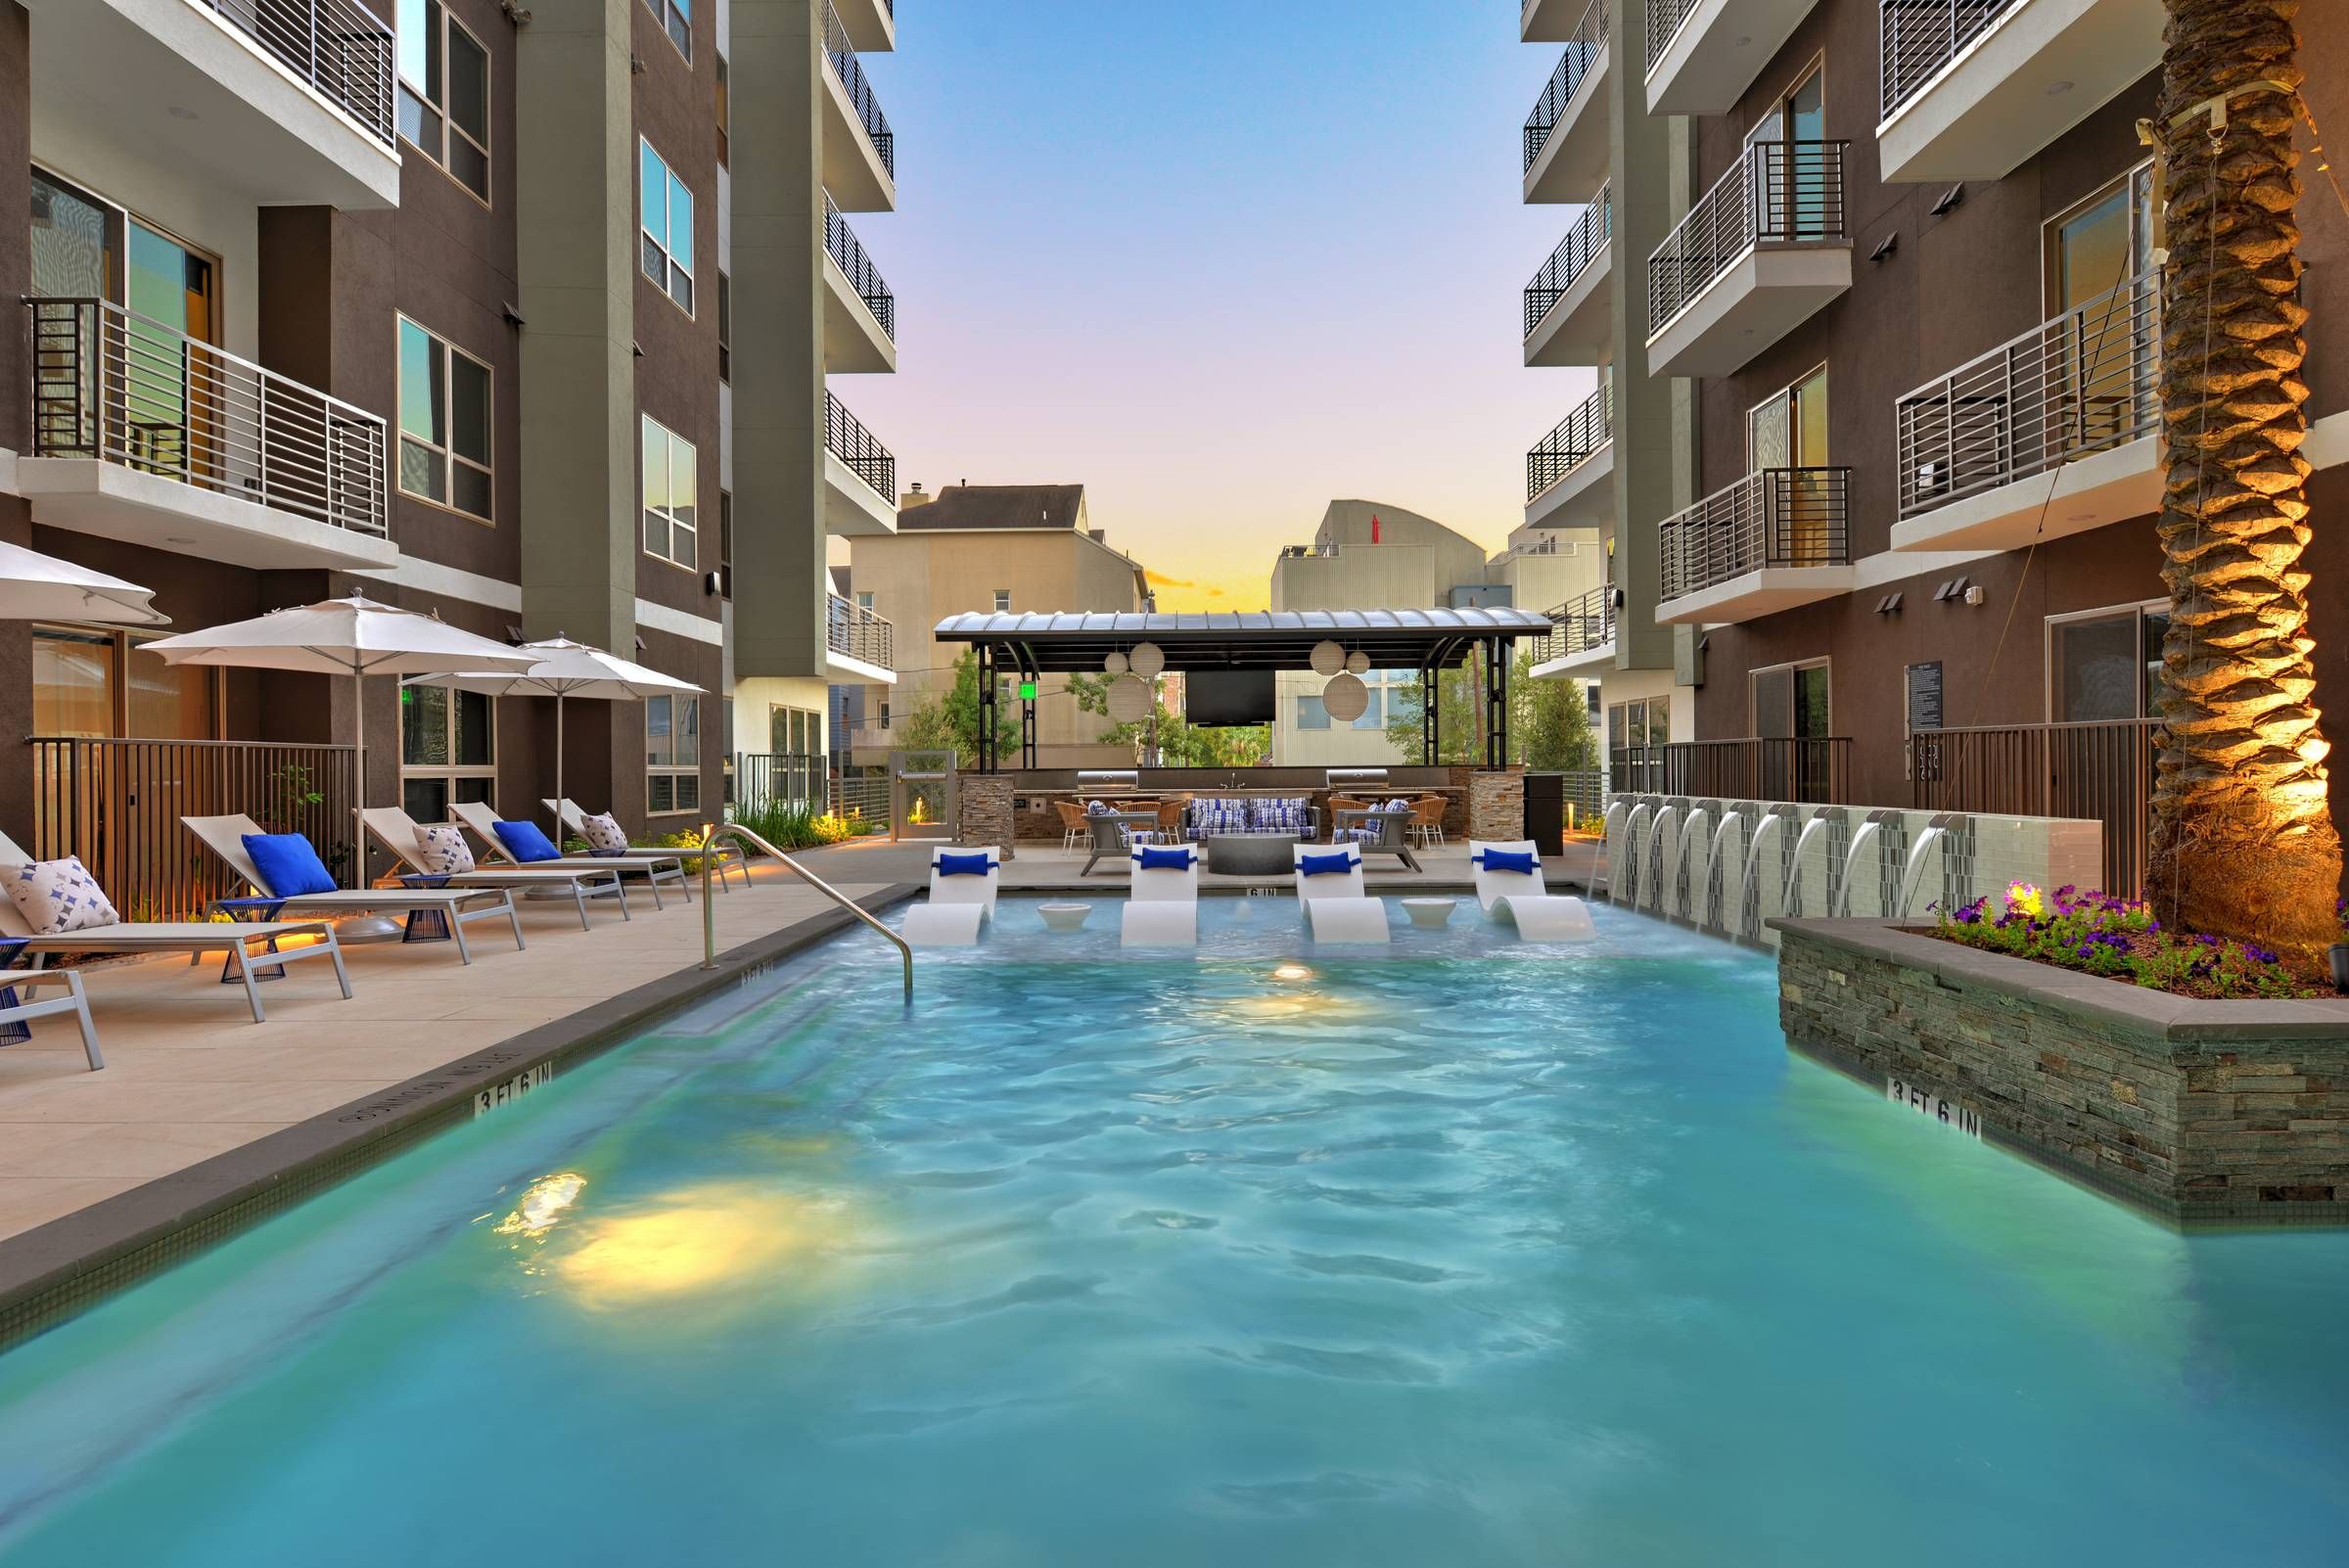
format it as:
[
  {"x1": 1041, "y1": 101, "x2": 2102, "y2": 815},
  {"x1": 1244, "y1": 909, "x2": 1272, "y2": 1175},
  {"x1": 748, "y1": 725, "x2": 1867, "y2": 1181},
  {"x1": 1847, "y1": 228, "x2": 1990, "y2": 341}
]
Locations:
[
  {"x1": 0, "y1": 0, "x2": 897, "y2": 900},
  {"x1": 1518, "y1": 0, "x2": 2349, "y2": 884}
]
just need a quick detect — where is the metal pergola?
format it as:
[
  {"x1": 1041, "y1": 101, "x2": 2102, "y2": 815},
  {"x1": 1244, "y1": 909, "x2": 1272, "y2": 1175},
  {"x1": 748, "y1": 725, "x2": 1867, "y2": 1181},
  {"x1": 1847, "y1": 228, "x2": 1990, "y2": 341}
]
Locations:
[{"x1": 931, "y1": 608, "x2": 1551, "y2": 772}]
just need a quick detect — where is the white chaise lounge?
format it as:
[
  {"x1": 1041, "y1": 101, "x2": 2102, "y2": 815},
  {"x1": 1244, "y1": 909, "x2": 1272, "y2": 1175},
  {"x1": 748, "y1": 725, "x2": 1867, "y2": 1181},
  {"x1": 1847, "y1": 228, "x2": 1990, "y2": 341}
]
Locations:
[
  {"x1": 1290, "y1": 844, "x2": 1389, "y2": 944},
  {"x1": 902, "y1": 846, "x2": 1000, "y2": 946},
  {"x1": 449, "y1": 801, "x2": 690, "y2": 909},
  {"x1": 1469, "y1": 840, "x2": 1596, "y2": 941},
  {"x1": 185, "y1": 814, "x2": 526, "y2": 964},
  {"x1": 545, "y1": 799, "x2": 750, "y2": 890},
  {"x1": 359, "y1": 807, "x2": 631, "y2": 930},
  {"x1": 1122, "y1": 844, "x2": 1200, "y2": 946}
]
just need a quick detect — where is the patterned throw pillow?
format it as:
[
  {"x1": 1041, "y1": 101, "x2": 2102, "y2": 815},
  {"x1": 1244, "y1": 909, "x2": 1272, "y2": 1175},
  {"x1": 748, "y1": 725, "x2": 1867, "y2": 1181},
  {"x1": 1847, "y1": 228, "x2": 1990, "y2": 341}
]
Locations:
[
  {"x1": 4, "y1": 856, "x2": 120, "y2": 935},
  {"x1": 412, "y1": 824, "x2": 476, "y2": 876},
  {"x1": 579, "y1": 812, "x2": 629, "y2": 854}
]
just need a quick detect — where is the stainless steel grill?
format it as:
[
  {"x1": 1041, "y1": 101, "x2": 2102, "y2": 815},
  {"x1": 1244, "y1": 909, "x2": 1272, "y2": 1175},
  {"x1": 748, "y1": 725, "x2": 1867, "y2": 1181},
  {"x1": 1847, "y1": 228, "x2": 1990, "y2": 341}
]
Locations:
[
  {"x1": 1527, "y1": 382, "x2": 1612, "y2": 502},
  {"x1": 1647, "y1": 140, "x2": 1849, "y2": 337},
  {"x1": 1525, "y1": 182, "x2": 1612, "y2": 338},
  {"x1": 1523, "y1": 0, "x2": 1611, "y2": 171},
  {"x1": 1658, "y1": 468, "x2": 1852, "y2": 602}
]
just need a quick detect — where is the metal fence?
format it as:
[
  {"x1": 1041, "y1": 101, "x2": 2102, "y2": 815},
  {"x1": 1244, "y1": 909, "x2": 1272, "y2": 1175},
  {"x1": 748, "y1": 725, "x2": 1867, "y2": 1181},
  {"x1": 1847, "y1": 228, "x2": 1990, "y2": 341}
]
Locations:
[
  {"x1": 1644, "y1": 0, "x2": 1702, "y2": 75},
  {"x1": 27, "y1": 298, "x2": 390, "y2": 537},
  {"x1": 203, "y1": 0, "x2": 396, "y2": 144},
  {"x1": 734, "y1": 752, "x2": 827, "y2": 814},
  {"x1": 1525, "y1": 182, "x2": 1612, "y2": 338},
  {"x1": 825, "y1": 390, "x2": 897, "y2": 500},
  {"x1": 1527, "y1": 381, "x2": 1612, "y2": 503},
  {"x1": 27, "y1": 737, "x2": 358, "y2": 923},
  {"x1": 1648, "y1": 140, "x2": 1849, "y2": 337},
  {"x1": 1555, "y1": 767, "x2": 1606, "y2": 818},
  {"x1": 1613, "y1": 738, "x2": 1852, "y2": 804},
  {"x1": 827, "y1": 593, "x2": 895, "y2": 669},
  {"x1": 1896, "y1": 265, "x2": 2159, "y2": 520},
  {"x1": 1523, "y1": 0, "x2": 1611, "y2": 170},
  {"x1": 823, "y1": 195, "x2": 897, "y2": 341},
  {"x1": 1910, "y1": 718, "x2": 2160, "y2": 896},
  {"x1": 1659, "y1": 467, "x2": 1851, "y2": 603},
  {"x1": 832, "y1": 772, "x2": 890, "y2": 823},
  {"x1": 822, "y1": 0, "x2": 896, "y2": 173},
  {"x1": 1880, "y1": 0, "x2": 2019, "y2": 119}
]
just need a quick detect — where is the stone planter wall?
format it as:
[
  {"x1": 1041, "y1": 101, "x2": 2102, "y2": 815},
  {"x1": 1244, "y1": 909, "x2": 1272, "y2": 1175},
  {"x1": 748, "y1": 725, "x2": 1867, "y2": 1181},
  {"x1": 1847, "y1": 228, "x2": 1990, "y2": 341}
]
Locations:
[
  {"x1": 1774, "y1": 918, "x2": 2349, "y2": 1226},
  {"x1": 1454, "y1": 766, "x2": 1525, "y2": 844},
  {"x1": 958, "y1": 774, "x2": 1015, "y2": 860}
]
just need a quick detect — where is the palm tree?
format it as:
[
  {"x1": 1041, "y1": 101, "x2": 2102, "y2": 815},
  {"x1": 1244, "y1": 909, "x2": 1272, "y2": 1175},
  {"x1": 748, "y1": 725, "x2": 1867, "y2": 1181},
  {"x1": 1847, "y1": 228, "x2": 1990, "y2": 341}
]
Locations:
[{"x1": 2144, "y1": 0, "x2": 2341, "y2": 957}]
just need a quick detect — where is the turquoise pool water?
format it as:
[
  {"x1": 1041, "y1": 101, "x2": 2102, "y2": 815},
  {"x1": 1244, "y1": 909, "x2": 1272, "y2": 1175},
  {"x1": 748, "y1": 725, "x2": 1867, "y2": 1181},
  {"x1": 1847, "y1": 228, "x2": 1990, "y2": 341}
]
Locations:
[{"x1": 2, "y1": 897, "x2": 2347, "y2": 1565}]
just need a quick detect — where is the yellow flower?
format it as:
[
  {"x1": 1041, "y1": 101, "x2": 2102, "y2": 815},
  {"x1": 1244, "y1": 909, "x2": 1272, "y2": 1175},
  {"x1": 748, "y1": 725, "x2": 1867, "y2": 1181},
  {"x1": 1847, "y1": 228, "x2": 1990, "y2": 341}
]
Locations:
[{"x1": 2004, "y1": 881, "x2": 2044, "y2": 919}]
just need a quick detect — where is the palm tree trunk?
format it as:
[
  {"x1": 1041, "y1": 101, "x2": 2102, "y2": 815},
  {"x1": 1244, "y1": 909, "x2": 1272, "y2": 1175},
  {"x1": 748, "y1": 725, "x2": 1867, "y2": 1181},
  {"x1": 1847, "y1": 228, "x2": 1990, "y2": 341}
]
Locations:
[{"x1": 2145, "y1": 0, "x2": 2341, "y2": 956}]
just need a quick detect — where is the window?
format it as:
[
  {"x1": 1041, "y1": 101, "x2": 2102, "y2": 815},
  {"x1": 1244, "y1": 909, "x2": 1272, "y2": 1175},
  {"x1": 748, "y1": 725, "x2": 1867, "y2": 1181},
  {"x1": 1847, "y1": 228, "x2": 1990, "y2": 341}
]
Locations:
[
  {"x1": 401, "y1": 682, "x2": 496, "y2": 822},
  {"x1": 397, "y1": 316, "x2": 492, "y2": 520},
  {"x1": 2048, "y1": 601, "x2": 2167, "y2": 722},
  {"x1": 647, "y1": 694, "x2": 702, "y2": 813},
  {"x1": 397, "y1": 0, "x2": 490, "y2": 203},
  {"x1": 992, "y1": 589, "x2": 1012, "y2": 612},
  {"x1": 716, "y1": 271, "x2": 731, "y2": 382},
  {"x1": 1296, "y1": 694, "x2": 1330, "y2": 730},
  {"x1": 639, "y1": 137, "x2": 695, "y2": 313},
  {"x1": 32, "y1": 626, "x2": 217, "y2": 739},
  {"x1": 717, "y1": 488, "x2": 733, "y2": 599},
  {"x1": 769, "y1": 706, "x2": 821, "y2": 756},
  {"x1": 1751, "y1": 659, "x2": 1831, "y2": 738},
  {"x1": 1748, "y1": 58, "x2": 1826, "y2": 238},
  {"x1": 642, "y1": 0, "x2": 691, "y2": 61},
  {"x1": 715, "y1": 54, "x2": 729, "y2": 165},
  {"x1": 641, "y1": 415, "x2": 699, "y2": 569},
  {"x1": 1605, "y1": 696, "x2": 1671, "y2": 751},
  {"x1": 856, "y1": 591, "x2": 874, "y2": 612}
]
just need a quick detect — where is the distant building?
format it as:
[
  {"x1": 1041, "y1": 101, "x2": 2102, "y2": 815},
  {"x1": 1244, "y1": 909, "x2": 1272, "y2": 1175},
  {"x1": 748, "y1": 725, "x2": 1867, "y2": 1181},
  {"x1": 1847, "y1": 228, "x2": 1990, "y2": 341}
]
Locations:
[{"x1": 1267, "y1": 501, "x2": 1602, "y2": 764}]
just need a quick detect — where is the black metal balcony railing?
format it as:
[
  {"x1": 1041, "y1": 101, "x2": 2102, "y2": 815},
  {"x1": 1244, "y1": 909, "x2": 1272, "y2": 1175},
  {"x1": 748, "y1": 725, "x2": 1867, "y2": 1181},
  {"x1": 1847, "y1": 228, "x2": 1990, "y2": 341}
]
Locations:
[
  {"x1": 26, "y1": 298, "x2": 390, "y2": 537},
  {"x1": 1613, "y1": 737, "x2": 1853, "y2": 805},
  {"x1": 1647, "y1": 141, "x2": 1850, "y2": 337},
  {"x1": 1658, "y1": 467, "x2": 1852, "y2": 602},
  {"x1": 1643, "y1": 0, "x2": 1703, "y2": 76},
  {"x1": 1897, "y1": 266, "x2": 2159, "y2": 520},
  {"x1": 827, "y1": 592, "x2": 895, "y2": 669},
  {"x1": 823, "y1": 0, "x2": 897, "y2": 176},
  {"x1": 824, "y1": 391, "x2": 897, "y2": 501},
  {"x1": 1910, "y1": 717, "x2": 2161, "y2": 896},
  {"x1": 735, "y1": 751, "x2": 827, "y2": 813},
  {"x1": 1523, "y1": 0, "x2": 1611, "y2": 171},
  {"x1": 1527, "y1": 381, "x2": 1613, "y2": 502},
  {"x1": 823, "y1": 194, "x2": 897, "y2": 341},
  {"x1": 28, "y1": 737, "x2": 358, "y2": 923},
  {"x1": 1880, "y1": 0, "x2": 2024, "y2": 119},
  {"x1": 1537, "y1": 583, "x2": 1617, "y2": 665},
  {"x1": 1525, "y1": 182, "x2": 1612, "y2": 338},
  {"x1": 197, "y1": 0, "x2": 396, "y2": 145}
]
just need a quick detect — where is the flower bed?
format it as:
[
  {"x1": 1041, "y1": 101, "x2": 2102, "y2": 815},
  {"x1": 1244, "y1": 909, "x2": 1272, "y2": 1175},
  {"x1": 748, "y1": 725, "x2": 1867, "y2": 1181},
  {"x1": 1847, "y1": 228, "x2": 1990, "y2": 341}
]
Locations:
[{"x1": 1931, "y1": 882, "x2": 2321, "y2": 1000}]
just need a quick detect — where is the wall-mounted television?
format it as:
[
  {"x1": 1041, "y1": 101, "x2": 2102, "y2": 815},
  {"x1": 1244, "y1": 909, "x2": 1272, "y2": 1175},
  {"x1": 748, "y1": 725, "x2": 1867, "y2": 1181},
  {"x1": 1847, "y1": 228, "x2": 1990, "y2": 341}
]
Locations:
[{"x1": 1183, "y1": 669, "x2": 1275, "y2": 726}]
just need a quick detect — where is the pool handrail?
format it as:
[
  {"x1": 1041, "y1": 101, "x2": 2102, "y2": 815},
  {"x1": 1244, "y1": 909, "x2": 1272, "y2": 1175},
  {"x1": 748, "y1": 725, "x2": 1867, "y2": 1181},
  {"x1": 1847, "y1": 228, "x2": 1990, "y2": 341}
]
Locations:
[{"x1": 697, "y1": 823, "x2": 914, "y2": 1003}]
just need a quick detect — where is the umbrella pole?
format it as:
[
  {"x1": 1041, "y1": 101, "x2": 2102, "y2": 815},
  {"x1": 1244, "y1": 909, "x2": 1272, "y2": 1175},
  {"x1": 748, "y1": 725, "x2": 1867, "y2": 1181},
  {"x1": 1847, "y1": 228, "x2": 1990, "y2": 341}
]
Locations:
[
  {"x1": 554, "y1": 694, "x2": 565, "y2": 834},
  {"x1": 351, "y1": 669, "x2": 365, "y2": 890}
]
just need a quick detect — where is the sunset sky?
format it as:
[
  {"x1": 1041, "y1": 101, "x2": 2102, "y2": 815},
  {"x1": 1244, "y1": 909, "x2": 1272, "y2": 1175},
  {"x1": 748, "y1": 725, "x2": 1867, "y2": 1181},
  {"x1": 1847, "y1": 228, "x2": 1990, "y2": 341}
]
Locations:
[{"x1": 839, "y1": 0, "x2": 1602, "y2": 612}]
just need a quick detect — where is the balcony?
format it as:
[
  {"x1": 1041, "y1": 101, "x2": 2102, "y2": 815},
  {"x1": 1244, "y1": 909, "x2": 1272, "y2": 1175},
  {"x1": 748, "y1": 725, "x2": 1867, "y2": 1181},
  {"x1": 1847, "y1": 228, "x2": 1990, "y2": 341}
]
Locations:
[
  {"x1": 1524, "y1": 0, "x2": 1597, "y2": 39},
  {"x1": 1523, "y1": 3, "x2": 1612, "y2": 205},
  {"x1": 1892, "y1": 267, "x2": 2159, "y2": 553},
  {"x1": 826, "y1": 593, "x2": 896, "y2": 682},
  {"x1": 16, "y1": 297, "x2": 396, "y2": 572},
  {"x1": 1877, "y1": 0, "x2": 2163, "y2": 183},
  {"x1": 824, "y1": 196, "x2": 898, "y2": 374},
  {"x1": 1524, "y1": 185, "x2": 1614, "y2": 366},
  {"x1": 1530, "y1": 583, "x2": 1619, "y2": 677},
  {"x1": 1655, "y1": 467, "x2": 1853, "y2": 623},
  {"x1": 1909, "y1": 717, "x2": 2159, "y2": 896},
  {"x1": 822, "y1": 0, "x2": 897, "y2": 211},
  {"x1": 824, "y1": 392, "x2": 898, "y2": 536},
  {"x1": 1643, "y1": 0, "x2": 1824, "y2": 115},
  {"x1": 833, "y1": 0, "x2": 896, "y2": 54},
  {"x1": 1645, "y1": 141, "x2": 1850, "y2": 376},
  {"x1": 28, "y1": 0, "x2": 400, "y2": 209},
  {"x1": 1526, "y1": 382, "x2": 1613, "y2": 529}
]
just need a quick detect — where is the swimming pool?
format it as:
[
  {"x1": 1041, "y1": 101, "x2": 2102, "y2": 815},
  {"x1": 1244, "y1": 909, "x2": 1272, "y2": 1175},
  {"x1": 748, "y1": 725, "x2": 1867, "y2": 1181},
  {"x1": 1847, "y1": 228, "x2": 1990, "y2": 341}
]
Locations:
[{"x1": 2, "y1": 896, "x2": 2346, "y2": 1565}]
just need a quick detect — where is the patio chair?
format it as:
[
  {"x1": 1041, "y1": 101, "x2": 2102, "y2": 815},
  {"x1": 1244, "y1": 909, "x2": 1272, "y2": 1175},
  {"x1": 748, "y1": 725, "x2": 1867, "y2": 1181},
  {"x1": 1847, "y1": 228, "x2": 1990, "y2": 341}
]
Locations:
[
  {"x1": 1053, "y1": 800, "x2": 1088, "y2": 851},
  {"x1": 1339, "y1": 803, "x2": 1423, "y2": 872},
  {"x1": 185, "y1": 813, "x2": 526, "y2": 965},
  {"x1": 449, "y1": 801, "x2": 689, "y2": 910},
  {"x1": 1290, "y1": 843, "x2": 1388, "y2": 944},
  {"x1": 543, "y1": 799, "x2": 751, "y2": 891},
  {"x1": 1081, "y1": 809, "x2": 1149, "y2": 875},
  {"x1": 1123, "y1": 842, "x2": 1199, "y2": 947},
  {"x1": 359, "y1": 807, "x2": 630, "y2": 930},
  {"x1": 1408, "y1": 796, "x2": 1448, "y2": 849},
  {"x1": 0, "y1": 847, "x2": 349, "y2": 1038},
  {"x1": 902, "y1": 846, "x2": 999, "y2": 946},
  {"x1": 0, "y1": 966, "x2": 102, "y2": 1071},
  {"x1": 1468, "y1": 840, "x2": 1596, "y2": 941}
]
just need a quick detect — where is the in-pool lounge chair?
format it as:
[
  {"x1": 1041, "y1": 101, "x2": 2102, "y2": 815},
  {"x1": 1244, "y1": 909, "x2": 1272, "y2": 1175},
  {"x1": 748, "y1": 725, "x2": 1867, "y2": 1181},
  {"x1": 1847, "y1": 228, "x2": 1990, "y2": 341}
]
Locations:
[
  {"x1": 0, "y1": 826, "x2": 350, "y2": 1029},
  {"x1": 359, "y1": 807, "x2": 630, "y2": 929},
  {"x1": 449, "y1": 801, "x2": 690, "y2": 909},
  {"x1": 544, "y1": 800, "x2": 750, "y2": 890},
  {"x1": 1290, "y1": 843, "x2": 1389, "y2": 944},
  {"x1": 185, "y1": 814, "x2": 526, "y2": 964},
  {"x1": 902, "y1": 846, "x2": 999, "y2": 946},
  {"x1": 1469, "y1": 840, "x2": 1596, "y2": 941},
  {"x1": 1122, "y1": 843, "x2": 1199, "y2": 947}
]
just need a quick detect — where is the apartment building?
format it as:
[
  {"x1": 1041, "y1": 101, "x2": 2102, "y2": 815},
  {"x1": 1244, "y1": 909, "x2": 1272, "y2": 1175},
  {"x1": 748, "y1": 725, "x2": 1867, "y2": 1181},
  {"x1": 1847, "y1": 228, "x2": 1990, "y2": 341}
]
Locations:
[
  {"x1": 1518, "y1": 0, "x2": 2349, "y2": 880},
  {"x1": 845, "y1": 483, "x2": 1150, "y2": 768},
  {"x1": 1267, "y1": 499, "x2": 1602, "y2": 764},
  {"x1": 0, "y1": 0, "x2": 894, "y2": 898}
]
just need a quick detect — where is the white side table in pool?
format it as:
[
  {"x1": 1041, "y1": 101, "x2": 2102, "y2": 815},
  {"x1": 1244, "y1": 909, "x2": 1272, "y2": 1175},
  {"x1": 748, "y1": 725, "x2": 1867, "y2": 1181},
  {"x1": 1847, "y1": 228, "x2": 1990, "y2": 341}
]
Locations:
[
  {"x1": 1401, "y1": 898, "x2": 1456, "y2": 928},
  {"x1": 1039, "y1": 903, "x2": 1092, "y2": 933}
]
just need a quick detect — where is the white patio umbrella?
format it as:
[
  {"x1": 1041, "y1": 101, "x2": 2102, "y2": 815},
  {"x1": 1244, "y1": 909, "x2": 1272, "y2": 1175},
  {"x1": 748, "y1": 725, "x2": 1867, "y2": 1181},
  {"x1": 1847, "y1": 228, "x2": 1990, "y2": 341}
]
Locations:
[
  {"x1": 0, "y1": 539, "x2": 167, "y2": 625},
  {"x1": 403, "y1": 635, "x2": 706, "y2": 815},
  {"x1": 143, "y1": 594, "x2": 537, "y2": 886}
]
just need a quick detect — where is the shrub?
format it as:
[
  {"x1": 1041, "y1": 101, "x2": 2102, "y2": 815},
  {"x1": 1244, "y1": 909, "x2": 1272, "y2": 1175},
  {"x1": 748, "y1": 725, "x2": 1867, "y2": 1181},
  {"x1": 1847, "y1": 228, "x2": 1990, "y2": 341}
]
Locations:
[{"x1": 1931, "y1": 882, "x2": 2317, "y2": 1000}]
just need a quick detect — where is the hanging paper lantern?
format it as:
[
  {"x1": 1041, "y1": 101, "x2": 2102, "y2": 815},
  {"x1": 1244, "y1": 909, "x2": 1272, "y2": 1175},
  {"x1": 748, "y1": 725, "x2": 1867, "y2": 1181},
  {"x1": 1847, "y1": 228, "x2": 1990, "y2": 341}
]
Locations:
[
  {"x1": 1106, "y1": 673, "x2": 1152, "y2": 723},
  {"x1": 1310, "y1": 640, "x2": 1345, "y2": 676},
  {"x1": 1129, "y1": 641, "x2": 1166, "y2": 679},
  {"x1": 1103, "y1": 651, "x2": 1128, "y2": 675},
  {"x1": 1322, "y1": 671, "x2": 1368, "y2": 722},
  {"x1": 1345, "y1": 650, "x2": 1370, "y2": 675}
]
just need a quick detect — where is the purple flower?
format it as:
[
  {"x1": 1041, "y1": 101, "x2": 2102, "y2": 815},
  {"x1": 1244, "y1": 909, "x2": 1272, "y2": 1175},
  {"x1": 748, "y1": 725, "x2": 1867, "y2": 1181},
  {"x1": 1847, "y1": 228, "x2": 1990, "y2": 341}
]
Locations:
[{"x1": 2245, "y1": 945, "x2": 2280, "y2": 965}]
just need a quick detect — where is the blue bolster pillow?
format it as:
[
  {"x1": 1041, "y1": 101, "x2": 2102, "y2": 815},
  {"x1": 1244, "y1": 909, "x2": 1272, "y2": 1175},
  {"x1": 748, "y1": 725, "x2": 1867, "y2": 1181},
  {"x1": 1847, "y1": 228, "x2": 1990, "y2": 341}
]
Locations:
[
  {"x1": 937, "y1": 852, "x2": 994, "y2": 877},
  {"x1": 1298, "y1": 851, "x2": 1357, "y2": 877},
  {"x1": 1136, "y1": 845, "x2": 1193, "y2": 871},
  {"x1": 242, "y1": 832, "x2": 337, "y2": 897},
  {"x1": 494, "y1": 820, "x2": 563, "y2": 863},
  {"x1": 1478, "y1": 849, "x2": 1538, "y2": 875}
]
